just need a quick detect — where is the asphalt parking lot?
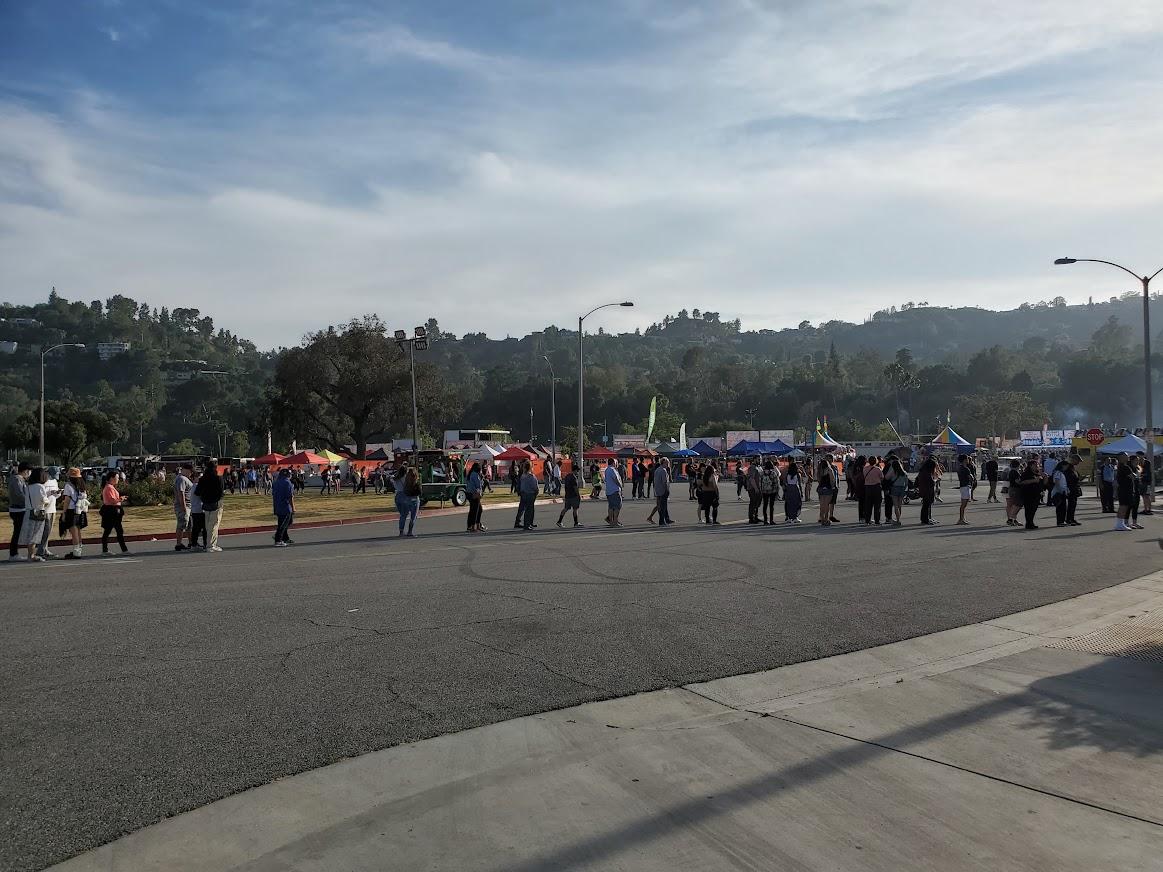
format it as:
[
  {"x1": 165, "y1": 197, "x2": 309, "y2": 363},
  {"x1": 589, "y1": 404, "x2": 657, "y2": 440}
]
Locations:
[{"x1": 2, "y1": 490, "x2": 1158, "y2": 871}]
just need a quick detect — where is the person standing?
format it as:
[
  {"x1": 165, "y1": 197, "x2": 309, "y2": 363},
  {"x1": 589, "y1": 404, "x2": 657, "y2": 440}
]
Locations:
[
  {"x1": 917, "y1": 452, "x2": 938, "y2": 526},
  {"x1": 516, "y1": 461, "x2": 539, "y2": 530},
  {"x1": 815, "y1": 458, "x2": 836, "y2": 527},
  {"x1": 782, "y1": 460, "x2": 803, "y2": 524},
  {"x1": 173, "y1": 463, "x2": 193, "y2": 552},
  {"x1": 272, "y1": 468, "x2": 296, "y2": 545},
  {"x1": 984, "y1": 456, "x2": 999, "y2": 502},
  {"x1": 956, "y1": 455, "x2": 973, "y2": 525},
  {"x1": 1114, "y1": 456, "x2": 1136, "y2": 531},
  {"x1": 61, "y1": 467, "x2": 89, "y2": 559},
  {"x1": 1004, "y1": 458, "x2": 1023, "y2": 527},
  {"x1": 556, "y1": 465, "x2": 582, "y2": 528},
  {"x1": 863, "y1": 456, "x2": 883, "y2": 526},
  {"x1": 886, "y1": 456, "x2": 908, "y2": 526},
  {"x1": 1137, "y1": 451, "x2": 1154, "y2": 515},
  {"x1": 644, "y1": 459, "x2": 655, "y2": 500},
  {"x1": 1100, "y1": 456, "x2": 1117, "y2": 512},
  {"x1": 851, "y1": 456, "x2": 867, "y2": 522},
  {"x1": 603, "y1": 458, "x2": 623, "y2": 527},
  {"x1": 1064, "y1": 456, "x2": 1082, "y2": 526},
  {"x1": 745, "y1": 457, "x2": 762, "y2": 524},
  {"x1": 189, "y1": 468, "x2": 207, "y2": 551},
  {"x1": 508, "y1": 462, "x2": 519, "y2": 494},
  {"x1": 696, "y1": 463, "x2": 717, "y2": 524},
  {"x1": 760, "y1": 459, "x2": 778, "y2": 526},
  {"x1": 195, "y1": 459, "x2": 225, "y2": 553},
  {"x1": 465, "y1": 462, "x2": 484, "y2": 533},
  {"x1": 735, "y1": 461, "x2": 746, "y2": 501},
  {"x1": 18, "y1": 468, "x2": 48, "y2": 562},
  {"x1": 36, "y1": 466, "x2": 62, "y2": 558},
  {"x1": 653, "y1": 457, "x2": 673, "y2": 526},
  {"x1": 1050, "y1": 460, "x2": 1070, "y2": 527},
  {"x1": 7, "y1": 461, "x2": 30, "y2": 561},
  {"x1": 1128, "y1": 456, "x2": 1144, "y2": 529},
  {"x1": 99, "y1": 470, "x2": 130, "y2": 555},
  {"x1": 1042, "y1": 453, "x2": 1057, "y2": 506},
  {"x1": 396, "y1": 466, "x2": 421, "y2": 536},
  {"x1": 1018, "y1": 458, "x2": 1044, "y2": 530}
]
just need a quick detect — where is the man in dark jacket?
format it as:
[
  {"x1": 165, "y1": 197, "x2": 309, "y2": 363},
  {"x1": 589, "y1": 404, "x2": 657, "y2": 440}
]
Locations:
[
  {"x1": 194, "y1": 459, "x2": 225, "y2": 552},
  {"x1": 917, "y1": 452, "x2": 938, "y2": 525},
  {"x1": 8, "y1": 461, "x2": 30, "y2": 560}
]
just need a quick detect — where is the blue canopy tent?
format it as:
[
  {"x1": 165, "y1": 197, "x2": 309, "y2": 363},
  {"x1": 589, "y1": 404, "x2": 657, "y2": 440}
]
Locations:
[
  {"x1": 927, "y1": 425, "x2": 972, "y2": 450},
  {"x1": 726, "y1": 439, "x2": 793, "y2": 456},
  {"x1": 671, "y1": 448, "x2": 698, "y2": 458},
  {"x1": 1097, "y1": 433, "x2": 1148, "y2": 455},
  {"x1": 690, "y1": 440, "x2": 721, "y2": 457}
]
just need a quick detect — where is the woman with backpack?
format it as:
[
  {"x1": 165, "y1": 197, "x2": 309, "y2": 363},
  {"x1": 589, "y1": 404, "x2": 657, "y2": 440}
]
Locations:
[
  {"x1": 782, "y1": 460, "x2": 803, "y2": 524},
  {"x1": 816, "y1": 458, "x2": 837, "y2": 527},
  {"x1": 760, "y1": 459, "x2": 779, "y2": 526}
]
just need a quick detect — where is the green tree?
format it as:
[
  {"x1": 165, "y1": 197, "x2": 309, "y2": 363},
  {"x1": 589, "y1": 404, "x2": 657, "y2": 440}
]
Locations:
[
  {"x1": 166, "y1": 438, "x2": 201, "y2": 455},
  {"x1": 953, "y1": 391, "x2": 1049, "y2": 443},
  {"x1": 1, "y1": 400, "x2": 119, "y2": 465}
]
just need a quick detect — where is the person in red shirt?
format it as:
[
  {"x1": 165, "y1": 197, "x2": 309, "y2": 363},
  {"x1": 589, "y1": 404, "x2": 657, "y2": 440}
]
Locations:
[{"x1": 100, "y1": 470, "x2": 130, "y2": 556}]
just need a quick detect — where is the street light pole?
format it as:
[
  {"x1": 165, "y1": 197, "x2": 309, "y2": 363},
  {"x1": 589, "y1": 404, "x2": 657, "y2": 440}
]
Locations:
[
  {"x1": 394, "y1": 326, "x2": 429, "y2": 468},
  {"x1": 543, "y1": 355, "x2": 557, "y2": 464},
  {"x1": 1055, "y1": 258, "x2": 1161, "y2": 487},
  {"x1": 40, "y1": 342, "x2": 85, "y2": 466},
  {"x1": 577, "y1": 302, "x2": 633, "y2": 475}
]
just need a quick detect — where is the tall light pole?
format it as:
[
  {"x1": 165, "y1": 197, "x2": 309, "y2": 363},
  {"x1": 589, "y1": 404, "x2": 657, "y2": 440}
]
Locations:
[
  {"x1": 577, "y1": 302, "x2": 633, "y2": 473},
  {"x1": 1055, "y1": 258, "x2": 1161, "y2": 484},
  {"x1": 40, "y1": 342, "x2": 85, "y2": 465},
  {"x1": 543, "y1": 354, "x2": 559, "y2": 463},
  {"x1": 394, "y1": 326, "x2": 429, "y2": 467},
  {"x1": 745, "y1": 405, "x2": 759, "y2": 431}
]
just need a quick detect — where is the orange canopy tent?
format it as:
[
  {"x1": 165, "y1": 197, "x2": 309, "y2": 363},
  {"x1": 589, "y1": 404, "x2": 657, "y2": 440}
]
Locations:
[
  {"x1": 583, "y1": 446, "x2": 618, "y2": 459},
  {"x1": 252, "y1": 452, "x2": 284, "y2": 465},
  {"x1": 495, "y1": 446, "x2": 535, "y2": 461},
  {"x1": 280, "y1": 451, "x2": 329, "y2": 465}
]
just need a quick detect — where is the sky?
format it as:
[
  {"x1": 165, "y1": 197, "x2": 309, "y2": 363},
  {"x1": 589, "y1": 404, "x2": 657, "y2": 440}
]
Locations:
[{"x1": 2, "y1": 0, "x2": 1161, "y2": 349}]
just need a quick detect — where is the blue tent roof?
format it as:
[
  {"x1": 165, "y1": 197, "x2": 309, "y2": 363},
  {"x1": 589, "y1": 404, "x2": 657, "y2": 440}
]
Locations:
[
  {"x1": 671, "y1": 448, "x2": 698, "y2": 457},
  {"x1": 1097, "y1": 433, "x2": 1148, "y2": 454},
  {"x1": 690, "y1": 440, "x2": 721, "y2": 457},
  {"x1": 725, "y1": 439, "x2": 793, "y2": 456}
]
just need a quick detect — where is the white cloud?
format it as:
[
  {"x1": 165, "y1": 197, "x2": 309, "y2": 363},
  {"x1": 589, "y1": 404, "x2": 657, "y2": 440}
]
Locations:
[{"x1": 2, "y1": 1, "x2": 1162, "y2": 347}]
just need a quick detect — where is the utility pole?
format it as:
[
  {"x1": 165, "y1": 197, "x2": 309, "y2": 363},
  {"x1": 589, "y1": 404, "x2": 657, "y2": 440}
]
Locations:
[{"x1": 394, "y1": 326, "x2": 429, "y2": 467}]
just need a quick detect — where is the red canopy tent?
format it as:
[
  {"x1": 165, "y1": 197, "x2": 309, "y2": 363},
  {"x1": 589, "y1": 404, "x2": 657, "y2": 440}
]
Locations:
[
  {"x1": 495, "y1": 446, "x2": 535, "y2": 461},
  {"x1": 583, "y1": 446, "x2": 618, "y2": 459},
  {"x1": 252, "y1": 452, "x2": 285, "y2": 465},
  {"x1": 279, "y1": 450, "x2": 328, "y2": 466}
]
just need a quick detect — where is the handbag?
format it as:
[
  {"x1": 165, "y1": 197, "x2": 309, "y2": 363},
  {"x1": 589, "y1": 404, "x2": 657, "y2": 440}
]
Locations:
[{"x1": 29, "y1": 509, "x2": 47, "y2": 521}]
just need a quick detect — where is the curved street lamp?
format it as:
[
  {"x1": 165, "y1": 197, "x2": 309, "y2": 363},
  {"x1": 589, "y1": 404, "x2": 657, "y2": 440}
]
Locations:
[
  {"x1": 41, "y1": 343, "x2": 86, "y2": 465},
  {"x1": 1054, "y1": 257, "x2": 1163, "y2": 480},
  {"x1": 577, "y1": 302, "x2": 633, "y2": 473}
]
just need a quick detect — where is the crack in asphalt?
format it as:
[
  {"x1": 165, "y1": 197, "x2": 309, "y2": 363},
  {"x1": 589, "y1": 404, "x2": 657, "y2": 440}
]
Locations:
[{"x1": 460, "y1": 636, "x2": 608, "y2": 693}]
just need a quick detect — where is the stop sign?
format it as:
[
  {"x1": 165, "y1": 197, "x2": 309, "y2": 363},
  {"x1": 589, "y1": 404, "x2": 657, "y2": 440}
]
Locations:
[{"x1": 1085, "y1": 428, "x2": 1105, "y2": 446}]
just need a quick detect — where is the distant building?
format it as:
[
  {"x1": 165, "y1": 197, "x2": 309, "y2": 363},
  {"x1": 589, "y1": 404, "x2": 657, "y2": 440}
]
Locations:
[
  {"x1": 443, "y1": 428, "x2": 512, "y2": 449},
  {"x1": 97, "y1": 341, "x2": 132, "y2": 361}
]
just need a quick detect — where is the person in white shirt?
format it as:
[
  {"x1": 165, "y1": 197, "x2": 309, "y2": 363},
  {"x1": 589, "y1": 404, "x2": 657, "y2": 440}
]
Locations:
[
  {"x1": 37, "y1": 466, "x2": 62, "y2": 559},
  {"x1": 61, "y1": 467, "x2": 90, "y2": 558},
  {"x1": 603, "y1": 459, "x2": 623, "y2": 527}
]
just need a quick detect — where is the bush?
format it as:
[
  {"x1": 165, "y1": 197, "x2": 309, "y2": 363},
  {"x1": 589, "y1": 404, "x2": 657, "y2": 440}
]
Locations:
[{"x1": 121, "y1": 478, "x2": 172, "y2": 507}]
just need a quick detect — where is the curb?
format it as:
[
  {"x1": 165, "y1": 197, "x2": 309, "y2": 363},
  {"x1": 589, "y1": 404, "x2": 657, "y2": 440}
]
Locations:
[{"x1": 43, "y1": 497, "x2": 560, "y2": 547}]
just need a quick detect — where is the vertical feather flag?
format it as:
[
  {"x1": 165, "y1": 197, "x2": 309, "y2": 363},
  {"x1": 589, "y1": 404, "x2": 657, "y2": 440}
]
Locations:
[{"x1": 646, "y1": 396, "x2": 657, "y2": 443}]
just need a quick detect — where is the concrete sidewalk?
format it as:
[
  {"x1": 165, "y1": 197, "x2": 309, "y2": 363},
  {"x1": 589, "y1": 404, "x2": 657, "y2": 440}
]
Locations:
[{"x1": 53, "y1": 571, "x2": 1163, "y2": 872}]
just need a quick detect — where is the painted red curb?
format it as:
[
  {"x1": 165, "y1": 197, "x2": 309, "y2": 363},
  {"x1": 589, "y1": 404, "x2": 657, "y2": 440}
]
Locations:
[{"x1": 42, "y1": 497, "x2": 562, "y2": 547}]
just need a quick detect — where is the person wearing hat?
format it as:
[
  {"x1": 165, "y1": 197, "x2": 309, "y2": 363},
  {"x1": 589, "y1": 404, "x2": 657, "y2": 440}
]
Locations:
[
  {"x1": 61, "y1": 467, "x2": 90, "y2": 558},
  {"x1": 36, "y1": 466, "x2": 63, "y2": 558},
  {"x1": 7, "y1": 461, "x2": 31, "y2": 561}
]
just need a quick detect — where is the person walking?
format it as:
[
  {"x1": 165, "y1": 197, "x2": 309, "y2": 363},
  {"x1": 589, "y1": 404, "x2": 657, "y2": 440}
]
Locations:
[
  {"x1": 1003, "y1": 458, "x2": 1023, "y2": 526},
  {"x1": 516, "y1": 460, "x2": 539, "y2": 530},
  {"x1": 556, "y1": 464, "x2": 582, "y2": 528},
  {"x1": 7, "y1": 461, "x2": 30, "y2": 561},
  {"x1": 984, "y1": 456, "x2": 1000, "y2": 502},
  {"x1": 195, "y1": 459, "x2": 225, "y2": 552},
  {"x1": 816, "y1": 458, "x2": 837, "y2": 526},
  {"x1": 1137, "y1": 451, "x2": 1154, "y2": 515},
  {"x1": 916, "y1": 452, "x2": 937, "y2": 525},
  {"x1": 603, "y1": 458, "x2": 623, "y2": 527},
  {"x1": 1114, "y1": 456, "x2": 1136, "y2": 531},
  {"x1": 61, "y1": 467, "x2": 89, "y2": 559},
  {"x1": 273, "y1": 468, "x2": 296, "y2": 545},
  {"x1": 173, "y1": 462, "x2": 193, "y2": 552},
  {"x1": 465, "y1": 462, "x2": 484, "y2": 533},
  {"x1": 630, "y1": 459, "x2": 643, "y2": 500},
  {"x1": 1017, "y1": 458, "x2": 1044, "y2": 530},
  {"x1": 1129, "y1": 456, "x2": 1145, "y2": 529},
  {"x1": 398, "y1": 466, "x2": 421, "y2": 536},
  {"x1": 760, "y1": 459, "x2": 778, "y2": 525},
  {"x1": 862, "y1": 456, "x2": 883, "y2": 526},
  {"x1": 688, "y1": 462, "x2": 699, "y2": 501},
  {"x1": 782, "y1": 460, "x2": 803, "y2": 524},
  {"x1": 653, "y1": 457, "x2": 673, "y2": 526},
  {"x1": 886, "y1": 456, "x2": 908, "y2": 525},
  {"x1": 956, "y1": 454, "x2": 974, "y2": 525},
  {"x1": 99, "y1": 469, "x2": 130, "y2": 555}
]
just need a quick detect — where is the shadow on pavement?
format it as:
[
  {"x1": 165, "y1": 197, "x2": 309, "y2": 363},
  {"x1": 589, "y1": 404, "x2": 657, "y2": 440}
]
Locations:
[{"x1": 483, "y1": 652, "x2": 1163, "y2": 872}]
